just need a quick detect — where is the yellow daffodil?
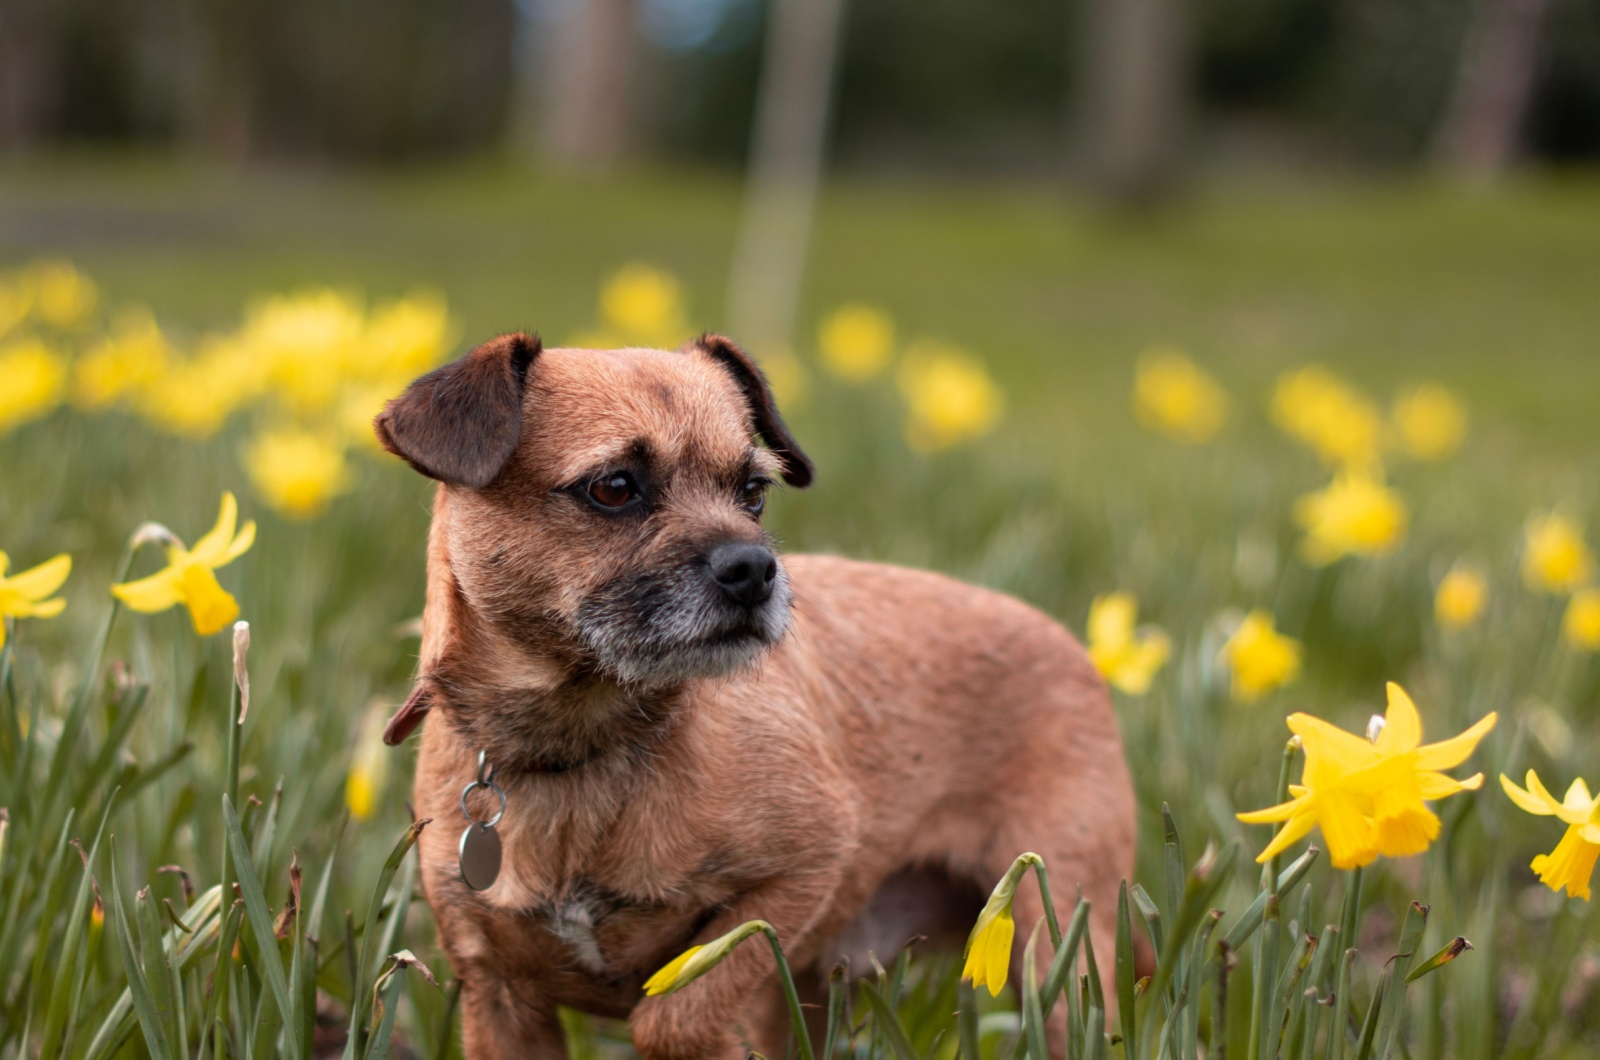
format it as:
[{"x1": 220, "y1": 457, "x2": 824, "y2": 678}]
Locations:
[
  {"x1": 1086, "y1": 592, "x2": 1171, "y2": 695},
  {"x1": 961, "y1": 852, "x2": 1041, "y2": 997},
  {"x1": 818, "y1": 304, "x2": 895, "y2": 381},
  {"x1": 0, "y1": 552, "x2": 71, "y2": 651},
  {"x1": 345, "y1": 700, "x2": 392, "y2": 820},
  {"x1": 0, "y1": 277, "x2": 32, "y2": 338},
  {"x1": 1220, "y1": 610, "x2": 1302, "y2": 703},
  {"x1": 1132, "y1": 346, "x2": 1230, "y2": 444},
  {"x1": 1270, "y1": 365, "x2": 1384, "y2": 470},
  {"x1": 135, "y1": 335, "x2": 261, "y2": 439},
  {"x1": 72, "y1": 306, "x2": 175, "y2": 410},
  {"x1": 1435, "y1": 562, "x2": 1488, "y2": 630},
  {"x1": 1564, "y1": 588, "x2": 1600, "y2": 652},
  {"x1": 1292, "y1": 471, "x2": 1409, "y2": 565},
  {"x1": 241, "y1": 289, "x2": 367, "y2": 417},
  {"x1": 112, "y1": 493, "x2": 256, "y2": 635},
  {"x1": 27, "y1": 261, "x2": 98, "y2": 329},
  {"x1": 600, "y1": 264, "x2": 687, "y2": 346},
  {"x1": 643, "y1": 919, "x2": 772, "y2": 996},
  {"x1": 1239, "y1": 683, "x2": 1495, "y2": 869},
  {"x1": 1522, "y1": 512, "x2": 1595, "y2": 594},
  {"x1": 366, "y1": 291, "x2": 452, "y2": 378},
  {"x1": 1501, "y1": 771, "x2": 1600, "y2": 899},
  {"x1": 0, "y1": 336, "x2": 69, "y2": 435},
  {"x1": 897, "y1": 340, "x2": 1004, "y2": 452},
  {"x1": 244, "y1": 426, "x2": 352, "y2": 520},
  {"x1": 1392, "y1": 384, "x2": 1466, "y2": 461}
]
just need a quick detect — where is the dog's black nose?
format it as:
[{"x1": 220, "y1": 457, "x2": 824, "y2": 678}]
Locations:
[{"x1": 707, "y1": 543, "x2": 777, "y2": 606}]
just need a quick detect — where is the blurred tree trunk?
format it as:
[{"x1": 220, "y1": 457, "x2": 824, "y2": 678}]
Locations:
[
  {"x1": 724, "y1": 0, "x2": 847, "y2": 350},
  {"x1": 1078, "y1": 0, "x2": 1188, "y2": 207},
  {"x1": 0, "y1": 0, "x2": 60, "y2": 152},
  {"x1": 1435, "y1": 0, "x2": 1549, "y2": 181},
  {"x1": 541, "y1": 0, "x2": 636, "y2": 167},
  {"x1": 189, "y1": 0, "x2": 259, "y2": 162}
]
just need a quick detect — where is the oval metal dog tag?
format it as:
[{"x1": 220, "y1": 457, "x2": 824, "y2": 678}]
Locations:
[{"x1": 459, "y1": 822, "x2": 502, "y2": 891}]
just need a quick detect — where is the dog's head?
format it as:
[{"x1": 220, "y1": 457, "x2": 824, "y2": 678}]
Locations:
[{"x1": 376, "y1": 332, "x2": 812, "y2": 694}]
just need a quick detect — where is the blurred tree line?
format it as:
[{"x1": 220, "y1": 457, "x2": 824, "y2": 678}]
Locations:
[{"x1": 2, "y1": 0, "x2": 1598, "y2": 176}]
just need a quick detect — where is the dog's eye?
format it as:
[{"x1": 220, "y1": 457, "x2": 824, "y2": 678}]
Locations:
[
  {"x1": 739, "y1": 478, "x2": 768, "y2": 517},
  {"x1": 587, "y1": 473, "x2": 638, "y2": 509}
]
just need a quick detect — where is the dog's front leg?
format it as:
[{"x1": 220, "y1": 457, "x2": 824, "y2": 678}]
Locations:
[
  {"x1": 458, "y1": 974, "x2": 567, "y2": 1060},
  {"x1": 630, "y1": 872, "x2": 839, "y2": 1060}
]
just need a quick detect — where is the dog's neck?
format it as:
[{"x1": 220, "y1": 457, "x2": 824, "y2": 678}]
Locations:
[{"x1": 424, "y1": 605, "x2": 688, "y2": 776}]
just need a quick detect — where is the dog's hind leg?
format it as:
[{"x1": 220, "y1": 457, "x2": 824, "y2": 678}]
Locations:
[{"x1": 458, "y1": 976, "x2": 567, "y2": 1060}]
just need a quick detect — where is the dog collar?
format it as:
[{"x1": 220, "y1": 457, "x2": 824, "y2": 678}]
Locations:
[{"x1": 382, "y1": 683, "x2": 582, "y2": 773}]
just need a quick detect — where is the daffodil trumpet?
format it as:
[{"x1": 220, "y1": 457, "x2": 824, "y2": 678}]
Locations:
[{"x1": 642, "y1": 919, "x2": 815, "y2": 1060}]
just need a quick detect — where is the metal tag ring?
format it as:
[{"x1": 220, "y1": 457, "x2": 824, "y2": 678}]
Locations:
[{"x1": 460, "y1": 779, "x2": 506, "y2": 828}]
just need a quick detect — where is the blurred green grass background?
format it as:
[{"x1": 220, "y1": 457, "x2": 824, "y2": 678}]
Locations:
[{"x1": 3, "y1": 157, "x2": 1600, "y2": 1055}]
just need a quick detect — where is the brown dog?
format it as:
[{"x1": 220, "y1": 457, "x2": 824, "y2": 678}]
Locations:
[{"x1": 375, "y1": 332, "x2": 1135, "y2": 1060}]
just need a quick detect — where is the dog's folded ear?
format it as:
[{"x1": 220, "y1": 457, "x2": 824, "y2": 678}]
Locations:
[
  {"x1": 691, "y1": 333, "x2": 815, "y2": 487},
  {"x1": 382, "y1": 683, "x2": 433, "y2": 745},
  {"x1": 375, "y1": 332, "x2": 541, "y2": 489}
]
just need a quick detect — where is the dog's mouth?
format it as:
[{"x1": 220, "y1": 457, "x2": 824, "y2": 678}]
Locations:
[{"x1": 573, "y1": 562, "x2": 792, "y2": 689}]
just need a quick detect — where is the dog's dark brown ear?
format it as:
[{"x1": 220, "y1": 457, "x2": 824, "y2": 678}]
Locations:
[
  {"x1": 375, "y1": 332, "x2": 540, "y2": 488},
  {"x1": 692, "y1": 333, "x2": 815, "y2": 487}
]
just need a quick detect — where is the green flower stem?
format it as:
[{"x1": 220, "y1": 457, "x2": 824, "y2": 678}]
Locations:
[{"x1": 762, "y1": 925, "x2": 816, "y2": 1060}]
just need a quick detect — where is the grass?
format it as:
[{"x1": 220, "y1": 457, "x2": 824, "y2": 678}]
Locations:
[{"x1": 1, "y1": 155, "x2": 1599, "y2": 1057}]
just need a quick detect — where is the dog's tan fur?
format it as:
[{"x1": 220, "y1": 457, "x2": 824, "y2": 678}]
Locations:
[{"x1": 377, "y1": 333, "x2": 1135, "y2": 1060}]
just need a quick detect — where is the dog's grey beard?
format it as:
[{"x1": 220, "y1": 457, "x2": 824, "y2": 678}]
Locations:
[{"x1": 574, "y1": 562, "x2": 792, "y2": 689}]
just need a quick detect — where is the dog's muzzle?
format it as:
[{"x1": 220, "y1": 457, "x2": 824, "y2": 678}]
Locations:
[{"x1": 574, "y1": 546, "x2": 791, "y2": 688}]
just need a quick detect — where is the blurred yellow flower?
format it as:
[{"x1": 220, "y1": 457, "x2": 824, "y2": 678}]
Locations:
[
  {"x1": 896, "y1": 340, "x2": 1004, "y2": 452},
  {"x1": 338, "y1": 378, "x2": 410, "y2": 449},
  {"x1": 244, "y1": 426, "x2": 352, "y2": 520},
  {"x1": 1435, "y1": 563, "x2": 1488, "y2": 630},
  {"x1": 0, "y1": 278, "x2": 32, "y2": 338},
  {"x1": 1240, "y1": 683, "x2": 1495, "y2": 869},
  {"x1": 112, "y1": 492, "x2": 256, "y2": 635},
  {"x1": 0, "y1": 552, "x2": 71, "y2": 651},
  {"x1": 345, "y1": 701, "x2": 391, "y2": 820},
  {"x1": 72, "y1": 307, "x2": 175, "y2": 410},
  {"x1": 1522, "y1": 512, "x2": 1595, "y2": 594},
  {"x1": 1564, "y1": 588, "x2": 1600, "y2": 652},
  {"x1": 1292, "y1": 471, "x2": 1408, "y2": 565},
  {"x1": 1392, "y1": 384, "x2": 1466, "y2": 461},
  {"x1": 136, "y1": 335, "x2": 260, "y2": 439},
  {"x1": 366, "y1": 291, "x2": 452, "y2": 378},
  {"x1": 961, "y1": 852, "x2": 1039, "y2": 997},
  {"x1": 1270, "y1": 365, "x2": 1384, "y2": 470},
  {"x1": 1132, "y1": 346, "x2": 1230, "y2": 444},
  {"x1": 1501, "y1": 770, "x2": 1600, "y2": 899},
  {"x1": 1086, "y1": 591, "x2": 1171, "y2": 695},
  {"x1": 0, "y1": 336, "x2": 69, "y2": 435},
  {"x1": 1221, "y1": 610, "x2": 1301, "y2": 703},
  {"x1": 27, "y1": 260, "x2": 97, "y2": 329},
  {"x1": 755, "y1": 347, "x2": 806, "y2": 412},
  {"x1": 643, "y1": 919, "x2": 772, "y2": 996},
  {"x1": 600, "y1": 264, "x2": 686, "y2": 346},
  {"x1": 818, "y1": 304, "x2": 895, "y2": 381},
  {"x1": 242, "y1": 289, "x2": 366, "y2": 417}
]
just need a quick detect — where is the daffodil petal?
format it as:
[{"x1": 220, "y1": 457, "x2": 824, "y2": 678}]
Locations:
[
  {"x1": 643, "y1": 945, "x2": 703, "y2": 996},
  {"x1": 1522, "y1": 770, "x2": 1566, "y2": 815},
  {"x1": 4, "y1": 553, "x2": 71, "y2": 600},
  {"x1": 982, "y1": 914, "x2": 1013, "y2": 996},
  {"x1": 217, "y1": 520, "x2": 256, "y2": 567},
  {"x1": 1237, "y1": 795, "x2": 1309, "y2": 825},
  {"x1": 189, "y1": 492, "x2": 239, "y2": 567},
  {"x1": 111, "y1": 568, "x2": 185, "y2": 613},
  {"x1": 1254, "y1": 809, "x2": 1317, "y2": 864},
  {"x1": 1417, "y1": 771, "x2": 1481, "y2": 799},
  {"x1": 1375, "y1": 682, "x2": 1422, "y2": 755},
  {"x1": 1287, "y1": 713, "x2": 1379, "y2": 779},
  {"x1": 1411, "y1": 712, "x2": 1497, "y2": 772},
  {"x1": 1562, "y1": 777, "x2": 1596, "y2": 823},
  {"x1": 24, "y1": 597, "x2": 66, "y2": 618}
]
